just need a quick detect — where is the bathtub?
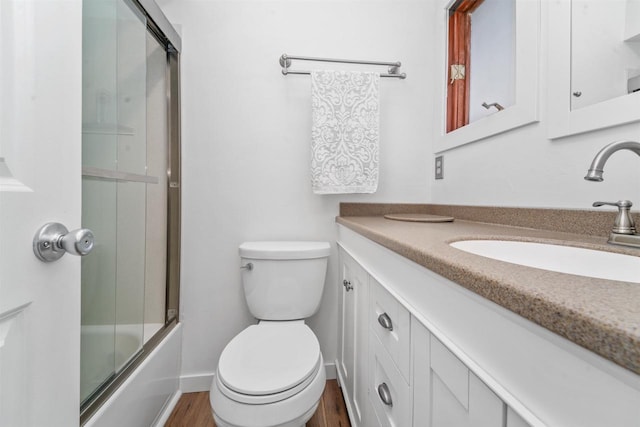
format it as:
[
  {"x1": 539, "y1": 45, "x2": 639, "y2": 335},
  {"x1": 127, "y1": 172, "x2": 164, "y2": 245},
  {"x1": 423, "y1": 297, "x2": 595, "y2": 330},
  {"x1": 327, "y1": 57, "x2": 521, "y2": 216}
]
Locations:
[
  {"x1": 81, "y1": 324, "x2": 151, "y2": 402},
  {"x1": 83, "y1": 323, "x2": 182, "y2": 427}
]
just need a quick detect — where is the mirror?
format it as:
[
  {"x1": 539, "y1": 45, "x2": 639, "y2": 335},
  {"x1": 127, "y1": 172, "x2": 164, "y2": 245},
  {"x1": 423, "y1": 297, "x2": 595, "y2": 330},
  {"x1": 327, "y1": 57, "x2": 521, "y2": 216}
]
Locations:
[
  {"x1": 548, "y1": 0, "x2": 640, "y2": 138},
  {"x1": 446, "y1": 0, "x2": 515, "y2": 132},
  {"x1": 570, "y1": 0, "x2": 640, "y2": 110},
  {"x1": 435, "y1": 0, "x2": 539, "y2": 152}
]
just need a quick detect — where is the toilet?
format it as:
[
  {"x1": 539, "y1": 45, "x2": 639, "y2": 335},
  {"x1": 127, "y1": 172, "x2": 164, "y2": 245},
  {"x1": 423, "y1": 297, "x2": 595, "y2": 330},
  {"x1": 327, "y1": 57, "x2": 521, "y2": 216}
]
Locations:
[{"x1": 210, "y1": 241, "x2": 331, "y2": 427}]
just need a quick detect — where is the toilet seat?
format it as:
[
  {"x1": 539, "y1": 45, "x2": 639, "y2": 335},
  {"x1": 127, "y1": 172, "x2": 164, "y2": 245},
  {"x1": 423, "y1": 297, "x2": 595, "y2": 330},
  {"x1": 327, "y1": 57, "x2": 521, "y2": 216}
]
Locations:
[
  {"x1": 211, "y1": 352, "x2": 326, "y2": 427},
  {"x1": 217, "y1": 321, "x2": 321, "y2": 405}
]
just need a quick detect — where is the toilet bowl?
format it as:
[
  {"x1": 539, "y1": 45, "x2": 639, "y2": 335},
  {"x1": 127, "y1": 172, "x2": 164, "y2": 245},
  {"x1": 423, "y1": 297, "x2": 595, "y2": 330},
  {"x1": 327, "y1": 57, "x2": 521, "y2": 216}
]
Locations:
[
  {"x1": 209, "y1": 241, "x2": 331, "y2": 427},
  {"x1": 210, "y1": 322, "x2": 326, "y2": 427}
]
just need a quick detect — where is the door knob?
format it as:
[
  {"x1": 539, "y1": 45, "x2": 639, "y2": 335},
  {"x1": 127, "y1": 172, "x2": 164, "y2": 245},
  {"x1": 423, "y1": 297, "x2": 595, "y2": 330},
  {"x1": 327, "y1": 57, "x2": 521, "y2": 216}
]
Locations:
[{"x1": 33, "y1": 222, "x2": 95, "y2": 262}]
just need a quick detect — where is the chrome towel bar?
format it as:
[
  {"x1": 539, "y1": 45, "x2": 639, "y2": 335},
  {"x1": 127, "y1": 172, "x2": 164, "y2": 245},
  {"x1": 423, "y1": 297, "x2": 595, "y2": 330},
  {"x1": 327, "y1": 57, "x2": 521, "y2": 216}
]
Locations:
[{"x1": 279, "y1": 53, "x2": 406, "y2": 79}]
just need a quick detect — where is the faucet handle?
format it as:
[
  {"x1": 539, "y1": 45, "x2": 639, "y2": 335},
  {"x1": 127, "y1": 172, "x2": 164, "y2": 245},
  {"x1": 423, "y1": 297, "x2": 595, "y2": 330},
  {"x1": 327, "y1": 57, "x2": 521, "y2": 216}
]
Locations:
[
  {"x1": 593, "y1": 200, "x2": 633, "y2": 208},
  {"x1": 593, "y1": 200, "x2": 636, "y2": 234}
]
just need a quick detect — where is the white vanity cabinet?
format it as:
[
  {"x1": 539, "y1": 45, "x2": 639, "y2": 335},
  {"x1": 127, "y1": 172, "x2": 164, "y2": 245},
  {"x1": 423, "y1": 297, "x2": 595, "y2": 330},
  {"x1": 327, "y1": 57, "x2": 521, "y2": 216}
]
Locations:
[
  {"x1": 339, "y1": 245, "x2": 530, "y2": 427},
  {"x1": 337, "y1": 248, "x2": 372, "y2": 427},
  {"x1": 337, "y1": 225, "x2": 640, "y2": 427}
]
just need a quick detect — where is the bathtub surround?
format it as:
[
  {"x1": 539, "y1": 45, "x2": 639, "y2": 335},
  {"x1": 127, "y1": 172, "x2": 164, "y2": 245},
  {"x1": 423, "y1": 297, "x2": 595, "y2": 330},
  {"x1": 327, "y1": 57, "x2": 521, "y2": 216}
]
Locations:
[
  {"x1": 83, "y1": 325, "x2": 182, "y2": 427},
  {"x1": 311, "y1": 70, "x2": 380, "y2": 194}
]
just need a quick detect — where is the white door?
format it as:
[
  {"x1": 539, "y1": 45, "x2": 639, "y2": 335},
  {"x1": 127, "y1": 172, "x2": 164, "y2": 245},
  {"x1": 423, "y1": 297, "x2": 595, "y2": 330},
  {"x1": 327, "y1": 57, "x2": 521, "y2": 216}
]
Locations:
[{"x1": 0, "y1": 0, "x2": 83, "y2": 426}]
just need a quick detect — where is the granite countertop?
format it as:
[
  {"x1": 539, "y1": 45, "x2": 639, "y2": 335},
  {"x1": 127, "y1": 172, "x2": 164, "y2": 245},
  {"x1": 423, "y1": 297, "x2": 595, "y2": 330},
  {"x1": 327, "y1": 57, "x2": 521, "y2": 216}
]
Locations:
[{"x1": 336, "y1": 204, "x2": 640, "y2": 375}]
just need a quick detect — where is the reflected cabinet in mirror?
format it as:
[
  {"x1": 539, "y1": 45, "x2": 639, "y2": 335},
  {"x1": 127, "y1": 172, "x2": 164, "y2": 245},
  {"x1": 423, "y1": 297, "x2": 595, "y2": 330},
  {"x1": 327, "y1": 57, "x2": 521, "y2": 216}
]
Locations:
[
  {"x1": 549, "y1": 0, "x2": 640, "y2": 138},
  {"x1": 435, "y1": 0, "x2": 539, "y2": 152}
]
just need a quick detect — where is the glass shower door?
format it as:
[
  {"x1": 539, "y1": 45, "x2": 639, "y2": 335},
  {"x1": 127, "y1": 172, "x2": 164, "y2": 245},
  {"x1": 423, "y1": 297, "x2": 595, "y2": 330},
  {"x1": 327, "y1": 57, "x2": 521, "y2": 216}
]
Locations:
[{"x1": 80, "y1": 0, "x2": 147, "y2": 405}]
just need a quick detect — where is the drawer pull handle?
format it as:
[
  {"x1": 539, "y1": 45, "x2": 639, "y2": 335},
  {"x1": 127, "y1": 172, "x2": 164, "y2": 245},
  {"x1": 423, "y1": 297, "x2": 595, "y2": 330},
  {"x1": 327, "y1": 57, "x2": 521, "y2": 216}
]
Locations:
[
  {"x1": 377, "y1": 382, "x2": 393, "y2": 407},
  {"x1": 378, "y1": 312, "x2": 393, "y2": 331},
  {"x1": 343, "y1": 279, "x2": 353, "y2": 292}
]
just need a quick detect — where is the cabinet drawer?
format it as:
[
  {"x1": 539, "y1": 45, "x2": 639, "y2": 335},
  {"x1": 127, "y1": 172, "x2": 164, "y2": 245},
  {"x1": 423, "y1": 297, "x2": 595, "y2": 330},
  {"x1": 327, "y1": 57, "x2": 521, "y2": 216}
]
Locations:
[
  {"x1": 370, "y1": 277, "x2": 411, "y2": 382},
  {"x1": 369, "y1": 331, "x2": 411, "y2": 427}
]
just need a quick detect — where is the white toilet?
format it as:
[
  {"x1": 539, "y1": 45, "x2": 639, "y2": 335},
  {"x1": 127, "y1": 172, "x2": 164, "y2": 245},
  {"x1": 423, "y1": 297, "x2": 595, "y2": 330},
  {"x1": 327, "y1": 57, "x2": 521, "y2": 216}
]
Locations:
[{"x1": 210, "y1": 241, "x2": 331, "y2": 427}]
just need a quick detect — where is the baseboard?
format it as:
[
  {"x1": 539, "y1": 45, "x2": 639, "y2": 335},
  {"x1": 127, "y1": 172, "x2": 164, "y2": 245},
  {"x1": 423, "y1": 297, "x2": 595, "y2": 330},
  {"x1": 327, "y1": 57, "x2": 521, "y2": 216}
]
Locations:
[
  {"x1": 179, "y1": 362, "x2": 337, "y2": 394},
  {"x1": 180, "y1": 372, "x2": 215, "y2": 393},
  {"x1": 152, "y1": 389, "x2": 182, "y2": 427},
  {"x1": 324, "y1": 361, "x2": 337, "y2": 380}
]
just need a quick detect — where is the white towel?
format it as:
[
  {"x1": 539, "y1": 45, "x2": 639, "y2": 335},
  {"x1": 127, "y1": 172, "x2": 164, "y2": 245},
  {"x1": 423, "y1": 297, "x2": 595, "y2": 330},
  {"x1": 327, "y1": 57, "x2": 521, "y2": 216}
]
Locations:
[{"x1": 311, "y1": 70, "x2": 380, "y2": 194}]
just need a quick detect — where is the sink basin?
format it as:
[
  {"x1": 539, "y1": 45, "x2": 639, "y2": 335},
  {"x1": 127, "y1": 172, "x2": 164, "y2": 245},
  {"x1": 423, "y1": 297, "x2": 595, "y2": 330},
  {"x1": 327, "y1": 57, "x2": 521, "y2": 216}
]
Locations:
[{"x1": 450, "y1": 240, "x2": 640, "y2": 283}]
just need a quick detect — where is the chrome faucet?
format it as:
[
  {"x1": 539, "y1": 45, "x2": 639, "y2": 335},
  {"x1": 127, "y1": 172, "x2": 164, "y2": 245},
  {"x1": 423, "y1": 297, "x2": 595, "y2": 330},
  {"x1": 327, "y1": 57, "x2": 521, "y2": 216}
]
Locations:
[
  {"x1": 584, "y1": 140, "x2": 640, "y2": 182},
  {"x1": 585, "y1": 140, "x2": 640, "y2": 248}
]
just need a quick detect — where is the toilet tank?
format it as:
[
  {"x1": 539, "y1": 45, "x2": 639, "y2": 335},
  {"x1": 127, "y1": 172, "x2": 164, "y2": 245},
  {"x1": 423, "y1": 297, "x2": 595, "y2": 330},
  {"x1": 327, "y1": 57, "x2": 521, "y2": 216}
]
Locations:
[{"x1": 239, "y1": 241, "x2": 331, "y2": 320}]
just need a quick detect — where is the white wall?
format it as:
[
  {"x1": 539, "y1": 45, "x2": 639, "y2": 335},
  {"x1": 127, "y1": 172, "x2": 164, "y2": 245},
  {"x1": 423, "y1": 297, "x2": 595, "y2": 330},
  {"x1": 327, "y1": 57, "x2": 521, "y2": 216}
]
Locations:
[
  {"x1": 157, "y1": 0, "x2": 434, "y2": 388},
  {"x1": 431, "y1": 1, "x2": 640, "y2": 208}
]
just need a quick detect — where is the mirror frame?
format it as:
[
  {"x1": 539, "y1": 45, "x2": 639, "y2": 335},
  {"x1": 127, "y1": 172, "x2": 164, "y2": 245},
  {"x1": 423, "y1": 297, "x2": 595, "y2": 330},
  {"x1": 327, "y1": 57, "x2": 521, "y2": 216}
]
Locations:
[
  {"x1": 434, "y1": 0, "x2": 540, "y2": 153},
  {"x1": 548, "y1": 0, "x2": 640, "y2": 139}
]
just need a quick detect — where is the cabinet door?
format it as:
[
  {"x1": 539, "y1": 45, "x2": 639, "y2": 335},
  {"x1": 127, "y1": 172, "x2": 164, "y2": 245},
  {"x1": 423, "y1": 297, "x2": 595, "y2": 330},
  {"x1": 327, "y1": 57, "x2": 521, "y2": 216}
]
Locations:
[
  {"x1": 431, "y1": 336, "x2": 504, "y2": 427},
  {"x1": 412, "y1": 320, "x2": 431, "y2": 426},
  {"x1": 337, "y1": 248, "x2": 370, "y2": 427},
  {"x1": 413, "y1": 319, "x2": 516, "y2": 427},
  {"x1": 506, "y1": 407, "x2": 530, "y2": 427}
]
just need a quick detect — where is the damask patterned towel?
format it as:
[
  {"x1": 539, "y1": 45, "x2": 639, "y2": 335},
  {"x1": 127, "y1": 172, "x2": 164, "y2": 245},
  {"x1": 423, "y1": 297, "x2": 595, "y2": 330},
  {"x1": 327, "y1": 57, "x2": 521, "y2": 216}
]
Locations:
[{"x1": 311, "y1": 70, "x2": 380, "y2": 194}]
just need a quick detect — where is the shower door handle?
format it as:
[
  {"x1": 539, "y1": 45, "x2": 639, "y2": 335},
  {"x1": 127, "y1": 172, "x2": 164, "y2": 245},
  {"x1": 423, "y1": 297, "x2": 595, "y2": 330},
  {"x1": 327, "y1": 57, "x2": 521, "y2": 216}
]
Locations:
[{"x1": 33, "y1": 222, "x2": 95, "y2": 262}]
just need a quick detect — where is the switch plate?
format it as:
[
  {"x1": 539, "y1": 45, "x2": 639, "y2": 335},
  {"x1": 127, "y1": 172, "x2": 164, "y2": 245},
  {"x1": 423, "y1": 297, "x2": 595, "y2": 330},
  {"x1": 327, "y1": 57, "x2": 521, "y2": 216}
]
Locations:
[{"x1": 435, "y1": 155, "x2": 444, "y2": 179}]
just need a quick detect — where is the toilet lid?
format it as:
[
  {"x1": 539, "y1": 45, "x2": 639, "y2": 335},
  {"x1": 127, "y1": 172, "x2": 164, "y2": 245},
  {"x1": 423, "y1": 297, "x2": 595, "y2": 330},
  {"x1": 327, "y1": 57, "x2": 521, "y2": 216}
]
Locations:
[{"x1": 218, "y1": 323, "x2": 321, "y2": 396}]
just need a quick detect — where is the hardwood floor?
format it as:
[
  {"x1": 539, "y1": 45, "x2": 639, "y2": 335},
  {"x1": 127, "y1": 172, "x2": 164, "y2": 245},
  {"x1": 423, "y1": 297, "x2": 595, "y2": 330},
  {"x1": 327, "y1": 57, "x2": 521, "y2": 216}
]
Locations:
[
  {"x1": 305, "y1": 380, "x2": 351, "y2": 427},
  {"x1": 164, "y1": 379, "x2": 351, "y2": 427},
  {"x1": 165, "y1": 391, "x2": 215, "y2": 427}
]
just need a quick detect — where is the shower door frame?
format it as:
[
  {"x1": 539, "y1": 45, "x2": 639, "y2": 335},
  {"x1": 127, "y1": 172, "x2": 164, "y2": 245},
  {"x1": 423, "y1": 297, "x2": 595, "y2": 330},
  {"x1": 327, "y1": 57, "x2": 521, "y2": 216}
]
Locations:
[{"x1": 79, "y1": 0, "x2": 181, "y2": 422}]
